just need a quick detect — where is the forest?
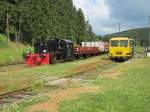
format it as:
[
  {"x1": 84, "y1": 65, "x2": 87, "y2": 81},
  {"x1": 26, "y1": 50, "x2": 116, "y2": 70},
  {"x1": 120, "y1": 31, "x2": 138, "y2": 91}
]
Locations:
[{"x1": 0, "y1": 0, "x2": 100, "y2": 44}]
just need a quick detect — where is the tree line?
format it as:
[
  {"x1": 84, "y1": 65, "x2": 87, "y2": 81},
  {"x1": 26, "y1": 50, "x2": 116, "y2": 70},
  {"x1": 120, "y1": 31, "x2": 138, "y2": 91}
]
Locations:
[{"x1": 0, "y1": 0, "x2": 100, "y2": 44}]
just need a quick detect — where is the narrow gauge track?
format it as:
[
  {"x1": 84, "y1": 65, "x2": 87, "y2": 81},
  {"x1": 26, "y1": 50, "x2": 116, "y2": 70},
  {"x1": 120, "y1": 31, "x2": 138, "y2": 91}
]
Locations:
[
  {"x1": 0, "y1": 59, "x2": 115, "y2": 106},
  {"x1": 0, "y1": 63, "x2": 24, "y2": 68},
  {"x1": 0, "y1": 87, "x2": 33, "y2": 106}
]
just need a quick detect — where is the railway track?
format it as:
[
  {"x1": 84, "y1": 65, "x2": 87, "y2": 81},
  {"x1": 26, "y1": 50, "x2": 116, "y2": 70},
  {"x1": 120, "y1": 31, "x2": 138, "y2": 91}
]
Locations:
[
  {"x1": 0, "y1": 87, "x2": 34, "y2": 106},
  {"x1": 0, "y1": 59, "x2": 115, "y2": 106},
  {"x1": 0, "y1": 63, "x2": 24, "y2": 68}
]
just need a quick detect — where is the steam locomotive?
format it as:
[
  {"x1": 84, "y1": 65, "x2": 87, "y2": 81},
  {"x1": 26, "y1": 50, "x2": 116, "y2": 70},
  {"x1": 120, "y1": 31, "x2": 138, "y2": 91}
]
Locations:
[{"x1": 23, "y1": 38, "x2": 107, "y2": 66}]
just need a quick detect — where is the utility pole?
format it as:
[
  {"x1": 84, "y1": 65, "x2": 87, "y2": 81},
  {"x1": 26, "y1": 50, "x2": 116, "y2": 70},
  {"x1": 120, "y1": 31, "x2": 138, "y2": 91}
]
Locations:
[
  {"x1": 118, "y1": 22, "x2": 121, "y2": 33},
  {"x1": 6, "y1": 0, "x2": 10, "y2": 42},
  {"x1": 145, "y1": 16, "x2": 150, "y2": 56},
  {"x1": 18, "y1": 15, "x2": 22, "y2": 43},
  {"x1": 148, "y1": 16, "x2": 150, "y2": 49},
  {"x1": 136, "y1": 29, "x2": 139, "y2": 45}
]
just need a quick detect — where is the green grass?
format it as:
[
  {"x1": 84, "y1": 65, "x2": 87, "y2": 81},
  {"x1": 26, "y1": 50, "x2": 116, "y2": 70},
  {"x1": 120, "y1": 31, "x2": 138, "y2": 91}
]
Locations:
[
  {"x1": 0, "y1": 56, "x2": 103, "y2": 94},
  {"x1": 135, "y1": 45, "x2": 144, "y2": 54},
  {"x1": 0, "y1": 95, "x2": 49, "y2": 112},
  {"x1": 0, "y1": 35, "x2": 32, "y2": 65},
  {"x1": 59, "y1": 58, "x2": 150, "y2": 112},
  {"x1": 0, "y1": 34, "x2": 8, "y2": 48}
]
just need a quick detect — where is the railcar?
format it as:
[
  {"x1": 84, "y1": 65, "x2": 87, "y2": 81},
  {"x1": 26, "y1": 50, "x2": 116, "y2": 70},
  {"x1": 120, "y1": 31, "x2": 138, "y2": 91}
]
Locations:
[
  {"x1": 23, "y1": 38, "x2": 103, "y2": 66},
  {"x1": 109, "y1": 37, "x2": 135, "y2": 60}
]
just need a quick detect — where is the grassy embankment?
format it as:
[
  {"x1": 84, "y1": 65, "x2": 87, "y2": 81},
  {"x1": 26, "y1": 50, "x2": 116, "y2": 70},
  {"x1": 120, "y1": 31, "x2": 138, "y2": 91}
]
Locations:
[
  {"x1": 0, "y1": 34, "x2": 32, "y2": 65},
  {"x1": 60, "y1": 58, "x2": 150, "y2": 112}
]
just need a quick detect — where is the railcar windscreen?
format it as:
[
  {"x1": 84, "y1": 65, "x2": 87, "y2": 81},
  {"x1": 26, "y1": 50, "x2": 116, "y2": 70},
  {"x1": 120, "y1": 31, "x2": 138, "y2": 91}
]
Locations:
[
  {"x1": 120, "y1": 40, "x2": 128, "y2": 47},
  {"x1": 111, "y1": 40, "x2": 119, "y2": 47}
]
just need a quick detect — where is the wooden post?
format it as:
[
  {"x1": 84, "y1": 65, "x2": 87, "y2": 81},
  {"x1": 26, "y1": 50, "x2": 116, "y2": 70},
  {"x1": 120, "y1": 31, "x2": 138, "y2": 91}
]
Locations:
[
  {"x1": 6, "y1": 13, "x2": 10, "y2": 42},
  {"x1": 18, "y1": 15, "x2": 22, "y2": 43}
]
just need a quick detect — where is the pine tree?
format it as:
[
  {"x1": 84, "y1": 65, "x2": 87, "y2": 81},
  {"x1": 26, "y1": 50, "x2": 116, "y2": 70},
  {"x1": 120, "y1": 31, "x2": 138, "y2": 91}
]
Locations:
[
  {"x1": 0, "y1": 0, "x2": 99, "y2": 43},
  {"x1": 76, "y1": 8, "x2": 86, "y2": 43}
]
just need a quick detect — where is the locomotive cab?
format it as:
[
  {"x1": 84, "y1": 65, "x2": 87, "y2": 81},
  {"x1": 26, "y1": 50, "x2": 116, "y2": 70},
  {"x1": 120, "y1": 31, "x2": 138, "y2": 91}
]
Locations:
[
  {"x1": 46, "y1": 38, "x2": 74, "y2": 62},
  {"x1": 34, "y1": 40, "x2": 46, "y2": 54},
  {"x1": 24, "y1": 38, "x2": 74, "y2": 66}
]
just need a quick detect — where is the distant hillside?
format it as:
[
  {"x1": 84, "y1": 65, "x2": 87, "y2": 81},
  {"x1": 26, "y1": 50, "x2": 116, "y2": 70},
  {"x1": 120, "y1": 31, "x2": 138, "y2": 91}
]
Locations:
[
  {"x1": 103, "y1": 28, "x2": 149, "y2": 46},
  {"x1": 0, "y1": 35, "x2": 32, "y2": 65}
]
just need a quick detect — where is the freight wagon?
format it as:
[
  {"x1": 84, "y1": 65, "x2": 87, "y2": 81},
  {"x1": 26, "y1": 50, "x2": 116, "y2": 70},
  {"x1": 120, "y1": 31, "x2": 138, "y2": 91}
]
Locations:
[
  {"x1": 82, "y1": 42, "x2": 108, "y2": 53},
  {"x1": 74, "y1": 47, "x2": 100, "y2": 59}
]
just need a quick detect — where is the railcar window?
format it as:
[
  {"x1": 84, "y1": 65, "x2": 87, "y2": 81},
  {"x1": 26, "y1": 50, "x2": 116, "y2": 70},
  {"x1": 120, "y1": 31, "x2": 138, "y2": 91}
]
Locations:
[
  {"x1": 120, "y1": 40, "x2": 128, "y2": 47},
  {"x1": 130, "y1": 41, "x2": 133, "y2": 47},
  {"x1": 111, "y1": 40, "x2": 119, "y2": 47}
]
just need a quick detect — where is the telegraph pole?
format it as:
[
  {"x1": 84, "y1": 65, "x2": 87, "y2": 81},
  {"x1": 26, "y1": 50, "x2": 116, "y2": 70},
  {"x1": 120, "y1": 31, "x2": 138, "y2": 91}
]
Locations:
[
  {"x1": 145, "y1": 16, "x2": 150, "y2": 56},
  {"x1": 118, "y1": 22, "x2": 121, "y2": 33},
  {"x1": 6, "y1": 0, "x2": 10, "y2": 42},
  {"x1": 148, "y1": 16, "x2": 150, "y2": 49},
  {"x1": 136, "y1": 29, "x2": 139, "y2": 45}
]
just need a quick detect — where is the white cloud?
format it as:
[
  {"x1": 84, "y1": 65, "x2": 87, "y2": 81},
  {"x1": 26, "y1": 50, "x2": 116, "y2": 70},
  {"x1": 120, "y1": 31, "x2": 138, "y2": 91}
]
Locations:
[
  {"x1": 73, "y1": 0, "x2": 109, "y2": 19},
  {"x1": 73, "y1": 0, "x2": 118, "y2": 35},
  {"x1": 73, "y1": 0, "x2": 150, "y2": 35}
]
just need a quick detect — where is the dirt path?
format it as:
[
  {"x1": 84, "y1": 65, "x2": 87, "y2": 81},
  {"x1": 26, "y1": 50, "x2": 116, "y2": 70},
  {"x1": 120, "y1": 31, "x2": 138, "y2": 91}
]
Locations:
[
  {"x1": 28, "y1": 86, "x2": 102, "y2": 112},
  {"x1": 101, "y1": 69, "x2": 121, "y2": 79},
  {"x1": 104, "y1": 72, "x2": 120, "y2": 79},
  {"x1": 69, "y1": 60, "x2": 112, "y2": 75}
]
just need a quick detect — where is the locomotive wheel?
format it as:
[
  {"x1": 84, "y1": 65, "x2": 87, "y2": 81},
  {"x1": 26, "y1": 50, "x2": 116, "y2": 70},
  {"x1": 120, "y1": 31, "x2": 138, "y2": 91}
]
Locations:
[
  {"x1": 75, "y1": 56, "x2": 80, "y2": 60},
  {"x1": 83, "y1": 55, "x2": 87, "y2": 59},
  {"x1": 51, "y1": 57, "x2": 57, "y2": 64},
  {"x1": 67, "y1": 57, "x2": 74, "y2": 61},
  {"x1": 71, "y1": 57, "x2": 75, "y2": 61}
]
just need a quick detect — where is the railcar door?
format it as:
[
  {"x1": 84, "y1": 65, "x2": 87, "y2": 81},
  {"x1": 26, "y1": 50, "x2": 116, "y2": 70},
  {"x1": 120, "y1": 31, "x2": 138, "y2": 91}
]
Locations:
[{"x1": 130, "y1": 39, "x2": 136, "y2": 56}]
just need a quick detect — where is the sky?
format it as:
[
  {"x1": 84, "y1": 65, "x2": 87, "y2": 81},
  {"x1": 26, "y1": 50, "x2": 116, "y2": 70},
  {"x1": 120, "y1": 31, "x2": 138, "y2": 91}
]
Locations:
[{"x1": 73, "y1": 0, "x2": 150, "y2": 35}]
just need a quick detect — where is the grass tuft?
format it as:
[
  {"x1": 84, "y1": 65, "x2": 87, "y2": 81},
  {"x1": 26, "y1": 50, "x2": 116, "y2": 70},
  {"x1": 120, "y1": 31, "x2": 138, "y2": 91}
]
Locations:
[{"x1": 0, "y1": 95, "x2": 49, "y2": 112}]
